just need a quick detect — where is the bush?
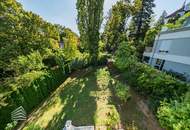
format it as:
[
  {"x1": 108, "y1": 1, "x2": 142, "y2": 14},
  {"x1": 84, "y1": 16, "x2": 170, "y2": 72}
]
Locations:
[
  {"x1": 114, "y1": 41, "x2": 190, "y2": 129},
  {"x1": 11, "y1": 51, "x2": 44, "y2": 75},
  {"x1": 0, "y1": 69, "x2": 66, "y2": 129},
  {"x1": 0, "y1": 51, "x2": 92, "y2": 129},
  {"x1": 97, "y1": 52, "x2": 110, "y2": 65},
  {"x1": 114, "y1": 42, "x2": 137, "y2": 71},
  {"x1": 112, "y1": 80, "x2": 131, "y2": 103},
  {"x1": 157, "y1": 92, "x2": 190, "y2": 130},
  {"x1": 5, "y1": 121, "x2": 17, "y2": 130},
  {"x1": 96, "y1": 67, "x2": 111, "y2": 90},
  {"x1": 70, "y1": 53, "x2": 90, "y2": 71},
  {"x1": 114, "y1": 43, "x2": 188, "y2": 106}
]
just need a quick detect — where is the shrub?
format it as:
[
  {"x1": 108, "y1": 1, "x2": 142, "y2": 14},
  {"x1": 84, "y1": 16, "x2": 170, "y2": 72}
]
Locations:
[
  {"x1": 11, "y1": 51, "x2": 44, "y2": 75},
  {"x1": 0, "y1": 69, "x2": 66, "y2": 129},
  {"x1": 70, "y1": 53, "x2": 90, "y2": 71},
  {"x1": 114, "y1": 41, "x2": 190, "y2": 129},
  {"x1": 114, "y1": 40, "x2": 189, "y2": 105},
  {"x1": 112, "y1": 80, "x2": 131, "y2": 103},
  {"x1": 5, "y1": 121, "x2": 17, "y2": 130},
  {"x1": 96, "y1": 67, "x2": 111, "y2": 90},
  {"x1": 97, "y1": 52, "x2": 110, "y2": 65},
  {"x1": 157, "y1": 92, "x2": 190, "y2": 130},
  {"x1": 114, "y1": 41, "x2": 137, "y2": 71}
]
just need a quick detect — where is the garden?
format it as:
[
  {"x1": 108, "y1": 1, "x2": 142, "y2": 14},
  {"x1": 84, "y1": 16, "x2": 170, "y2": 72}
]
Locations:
[{"x1": 1, "y1": 0, "x2": 190, "y2": 130}]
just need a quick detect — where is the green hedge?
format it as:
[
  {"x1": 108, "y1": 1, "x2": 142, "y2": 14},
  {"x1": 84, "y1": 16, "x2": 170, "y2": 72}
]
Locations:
[
  {"x1": 119, "y1": 62, "x2": 189, "y2": 109},
  {"x1": 0, "y1": 68, "x2": 66, "y2": 129},
  {"x1": 0, "y1": 53, "x2": 107, "y2": 129},
  {"x1": 157, "y1": 95, "x2": 190, "y2": 130}
]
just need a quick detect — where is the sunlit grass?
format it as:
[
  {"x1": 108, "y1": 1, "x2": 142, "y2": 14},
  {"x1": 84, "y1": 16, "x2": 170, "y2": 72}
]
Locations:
[{"x1": 23, "y1": 67, "x2": 120, "y2": 130}]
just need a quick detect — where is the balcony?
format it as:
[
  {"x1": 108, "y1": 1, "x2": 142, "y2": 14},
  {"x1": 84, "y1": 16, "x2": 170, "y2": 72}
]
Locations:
[{"x1": 144, "y1": 47, "x2": 153, "y2": 53}]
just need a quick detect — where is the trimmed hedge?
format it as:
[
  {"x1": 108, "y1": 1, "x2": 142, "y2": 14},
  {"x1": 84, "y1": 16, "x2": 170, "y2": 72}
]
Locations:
[
  {"x1": 0, "y1": 68, "x2": 67, "y2": 129},
  {"x1": 0, "y1": 52, "x2": 109, "y2": 129}
]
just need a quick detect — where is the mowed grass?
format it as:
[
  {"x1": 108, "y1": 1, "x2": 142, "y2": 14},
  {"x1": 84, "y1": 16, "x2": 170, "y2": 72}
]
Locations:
[{"x1": 22, "y1": 67, "x2": 120, "y2": 130}]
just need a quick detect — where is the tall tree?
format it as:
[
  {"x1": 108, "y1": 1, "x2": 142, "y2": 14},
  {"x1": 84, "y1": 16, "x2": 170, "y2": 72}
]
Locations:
[
  {"x1": 0, "y1": 0, "x2": 60, "y2": 78},
  {"x1": 76, "y1": 0, "x2": 104, "y2": 63},
  {"x1": 154, "y1": 10, "x2": 167, "y2": 30},
  {"x1": 102, "y1": 0, "x2": 131, "y2": 53},
  {"x1": 144, "y1": 10, "x2": 167, "y2": 47},
  {"x1": 129, "y1": 0, "x2": 155, "y2": 41}
]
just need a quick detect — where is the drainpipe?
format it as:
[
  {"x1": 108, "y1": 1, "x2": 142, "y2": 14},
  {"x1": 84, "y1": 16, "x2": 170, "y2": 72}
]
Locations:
[{"x1": 149, "y1": 33, "x2": 161, "y2": 66}]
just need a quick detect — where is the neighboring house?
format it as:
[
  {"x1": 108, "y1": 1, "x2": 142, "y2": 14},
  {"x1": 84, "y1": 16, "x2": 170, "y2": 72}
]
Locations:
[
  {"x1": 165, "y1": 1, "x2": 190, "y2": 23},
  {"x1": 143, "y1": 3, "x2": 190, "y2": 81}
]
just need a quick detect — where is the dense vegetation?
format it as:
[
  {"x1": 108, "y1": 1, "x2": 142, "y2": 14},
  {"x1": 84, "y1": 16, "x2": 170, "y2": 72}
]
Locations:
[
  {"x1": 0, "y1": 0, "x2": 99, "y2": 129},
  {"x1": 102, "y1": 0, "x2": 130, "y2": 53},
  {"x1": 76, "y1": 0, "x2": 105, "y2": 63},
  {"x1": 1, "y1": 0, "x2": 190, "y2": 130},
  {"x1": 114, "y1": 42, "x2": 190, "y2": 130}
]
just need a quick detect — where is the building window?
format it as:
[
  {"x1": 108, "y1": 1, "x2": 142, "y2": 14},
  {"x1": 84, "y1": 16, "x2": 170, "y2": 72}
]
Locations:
[
  {"x1": 143, "y1": 56, "x2": 150, "y2": 63},
  {"x1": 154, "y1": 59, "x2": 165, "y2": 70}
]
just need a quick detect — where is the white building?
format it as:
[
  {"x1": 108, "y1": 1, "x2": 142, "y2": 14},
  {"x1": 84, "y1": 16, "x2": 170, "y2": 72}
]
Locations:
[{"x1": 143, "y1": 20, "x2": 190, "y2": 81}]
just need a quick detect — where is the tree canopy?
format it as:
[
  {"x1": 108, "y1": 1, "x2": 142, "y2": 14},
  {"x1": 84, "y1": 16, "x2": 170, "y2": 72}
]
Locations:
[
  {"x1": 76, "y1": 0, "x2": 104, "y2": 63},
  {"x1": 102, "y1": 0, "x2": 131, "y2": 53}
]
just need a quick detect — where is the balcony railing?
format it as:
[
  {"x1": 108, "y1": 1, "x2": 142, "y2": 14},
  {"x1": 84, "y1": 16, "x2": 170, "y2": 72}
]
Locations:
[{"x1": 144, "y1": 47, "x2": 153, "y2": 53}]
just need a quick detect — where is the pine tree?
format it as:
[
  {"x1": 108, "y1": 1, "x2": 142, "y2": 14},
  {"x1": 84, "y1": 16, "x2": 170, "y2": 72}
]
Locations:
[
  {"x1": 129, "y1": 0, "x2": 155, "y2": 41},
  {"x1": 154, "y1": 10, "x2": 167, "y2": 30}
]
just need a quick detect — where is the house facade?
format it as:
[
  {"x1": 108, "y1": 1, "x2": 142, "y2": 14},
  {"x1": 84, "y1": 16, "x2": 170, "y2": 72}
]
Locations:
[
  {"x1": 143, "y1": 26, "x2": 190, "y2": 81},
  {"x1": 143, "y1": 2, "x2": 190, "y2": 81}
]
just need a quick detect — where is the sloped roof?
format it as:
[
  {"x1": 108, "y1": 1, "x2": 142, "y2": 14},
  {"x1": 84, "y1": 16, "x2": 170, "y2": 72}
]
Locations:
[{"x1": 165, "y1": 6, "x2": 185, "y2": 19}]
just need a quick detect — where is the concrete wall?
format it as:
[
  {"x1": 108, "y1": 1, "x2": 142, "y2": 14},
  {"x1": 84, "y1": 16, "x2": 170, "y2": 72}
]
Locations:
[
  {"x1": 149, "y1": 58, "x2": 190, "y2": 81},
  {"x1": 163, "y1": 61, "x2": 190, "y2": 80},
  {"x1": 154, "y1": 38, "x2": 190, "y2": 57}
]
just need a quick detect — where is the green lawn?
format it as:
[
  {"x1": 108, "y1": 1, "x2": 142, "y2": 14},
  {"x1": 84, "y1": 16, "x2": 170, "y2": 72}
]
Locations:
[
  {"x1": 22, "y1": 67, "x2": 118, "y2": 130},
  {"x1": 22, "y1": 67, "x2": 151, "y2": 130}
]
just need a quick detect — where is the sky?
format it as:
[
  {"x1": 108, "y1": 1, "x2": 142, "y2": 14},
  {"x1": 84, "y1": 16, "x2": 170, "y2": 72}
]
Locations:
[{"x1": 18, "y1": 0, "x2": 190, "y2": 34}]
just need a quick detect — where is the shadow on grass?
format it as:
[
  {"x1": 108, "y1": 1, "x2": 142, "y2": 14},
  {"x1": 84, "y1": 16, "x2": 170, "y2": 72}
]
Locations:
[
  {"x1": 44, "y1": 69, "x2": 98, "y2": 130},
  {"x1": 107, "y1": 68, "x2": 147, "y2": 130}
]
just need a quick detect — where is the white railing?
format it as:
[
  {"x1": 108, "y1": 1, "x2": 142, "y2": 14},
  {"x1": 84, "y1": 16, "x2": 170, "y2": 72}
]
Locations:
[{"x1": 144, "y1": 47, "x2": 153, "y2": 53}]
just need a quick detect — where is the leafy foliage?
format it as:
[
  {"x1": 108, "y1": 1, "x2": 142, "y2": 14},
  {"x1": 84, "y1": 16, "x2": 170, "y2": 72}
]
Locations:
[
  {"x1": 114, "y1": 39, "x2": 190, "y2": 129},
  {"x1": 24, "y1": 124, "x2": 44, "y2": 130},
  {"x1": 112, "y1": 80, "x2": 131, "y2": 103},
  {"x1": 165, "y1": 12, "x2": 190, "y2": 29},
  {"x1": 157, "y1": 93, "x2": 190, "y2": 130},
  {"x1": 114, "y1": 41, "x2": 189, "y2": 109},
  {"x1": 143, "y1": 27, "x2": 158, "y2": 47},
  {"x1": 5, "y1": 121, "x2": 17, "y2": 130},
  {"x1": 76, "y1": 0, "x2": 104, "y2": 63},
  {"x1": 10, "y1": 51, "x2": 44, "y2": 75},
  {"x1": 103, "y1": 0, "x2": 131, "y2": 53},
  {"x1": 0, "y1": 0, "x2": 84, "y2": 129},
  {"x1": 114, "y1": 41, "x2": 137, "y2": 70},
  {"x1": 106, "y1": 107, "x2": 120, "y2": 128},
  {"x1": 129, "y1": 0, "x2": 155, "y2": 41},
  {"x1": 96, "y1": 67, "x2": 111, "y2": 90}
]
